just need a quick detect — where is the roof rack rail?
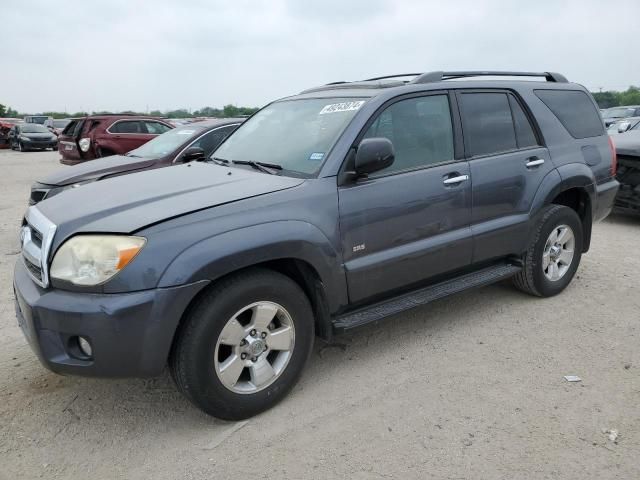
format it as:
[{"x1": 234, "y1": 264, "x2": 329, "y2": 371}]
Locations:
[
  {"x1": 362, "y1": 73, "x2": 423, "y2": 82},
  {"x1": 410, "y1": 71, "x2": 568, "y2": 84}
]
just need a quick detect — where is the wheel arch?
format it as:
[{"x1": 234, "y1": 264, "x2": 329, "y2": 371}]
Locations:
[
  {"x1": 158, "y1": 221, "x2": 347, "y2": 342},
  {"x1": 530, "y1": 165, "x2": 596, "y2": 252}
]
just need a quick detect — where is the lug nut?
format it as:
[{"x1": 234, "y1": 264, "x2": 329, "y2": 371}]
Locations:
[
  {"x1": 241, "y1": 353, "x2": 247, "y2": 360},
  {"x1": 240, "y1": 339, "x2": 247, "y2": 346},
  {"x1": 250, "y1": 329, "x2": 257, "y2": 337},
  {"x1": 251, "y1": 357, "x2": 257, "y2": 362},
  {"x1": 261, "y1": 332, "x2": 267, "y2": 339}
]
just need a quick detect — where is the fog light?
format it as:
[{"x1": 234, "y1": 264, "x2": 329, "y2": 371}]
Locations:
[{"x1": 78, "y1": 336, "x2": 92, "y2": 357}]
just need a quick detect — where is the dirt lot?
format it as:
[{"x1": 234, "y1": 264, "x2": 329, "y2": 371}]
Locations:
[{"x1": 0, "y1": 149, "x2": 638, "y2": 479}]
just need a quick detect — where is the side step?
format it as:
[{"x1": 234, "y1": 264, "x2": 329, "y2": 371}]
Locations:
[{"x1": 332, "y1": 263, "x2": 521, "y2": 331}]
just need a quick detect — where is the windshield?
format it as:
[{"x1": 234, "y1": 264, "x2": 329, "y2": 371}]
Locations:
[
  {"x1": 604, "y1": 107, "x2": 634, "y2": 118},
  {"x1": 212, "y1": 98, "x2": 368, "y2": 175},
  {"x1": 127, "y1": 125, "x2": 203, "y2": 157},
  {"x1": 21, "y1": 124, "x2": 49, "y2": 133}
]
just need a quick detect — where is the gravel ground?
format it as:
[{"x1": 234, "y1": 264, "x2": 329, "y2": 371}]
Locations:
[{"x1": 0, "y1": 149, "x2": 638, "y2": 480}]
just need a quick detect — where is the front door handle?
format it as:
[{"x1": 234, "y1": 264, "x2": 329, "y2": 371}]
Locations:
[
  {"x1": 443, "y1": 174, "x2": 470, "y2": 185},
  {"x1": 526, "y1": 157, "x2": 545, "y2": 168}
]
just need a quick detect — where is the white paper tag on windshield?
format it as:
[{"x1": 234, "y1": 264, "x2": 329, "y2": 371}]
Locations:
[
  {"x1": 177, "y1": 130, "x2": 195, "y2": 135},
  {"x1": 319, "y1": 101, "x2": 365, "y2": 115}
]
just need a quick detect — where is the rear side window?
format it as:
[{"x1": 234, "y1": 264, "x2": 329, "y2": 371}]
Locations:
[
  {"x1": 110, "y1": 121, "x2": 142, "y2": 134},
  {"x1": 459, "y1": 93, "x2": 516, "y2": 156},
  {"x1": 534, "y1": 90, "x2": 604, "y2": 139}
]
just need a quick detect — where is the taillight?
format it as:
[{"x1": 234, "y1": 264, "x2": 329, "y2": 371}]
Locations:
[{"x1": 608, "y1": 136, "x2": 617, "y2": 177}]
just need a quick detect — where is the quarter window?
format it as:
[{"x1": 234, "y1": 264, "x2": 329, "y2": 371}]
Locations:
[
  {"x1": 534, "y1": 89, "x2": 604, "y2": 139},
  {"x1": 363, "y1": 95, "x2": 454, "y2": 175}
]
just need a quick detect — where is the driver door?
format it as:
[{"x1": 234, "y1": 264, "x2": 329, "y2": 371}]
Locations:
[{"x1": 338, "y1": 93, "x2": 473, "y2": 303}]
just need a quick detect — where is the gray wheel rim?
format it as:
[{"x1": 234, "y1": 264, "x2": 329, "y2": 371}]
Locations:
[
  {"x1": 214, "y1": 301, "x2": 295, "y2": 394},
  {"x1": 542, "y1": 224, "x2": 575, "y2": 282}
]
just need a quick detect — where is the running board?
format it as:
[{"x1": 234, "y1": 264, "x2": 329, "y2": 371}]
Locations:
[{"x1": 333, "y1": 263, "x2": 521, "y2": 331}]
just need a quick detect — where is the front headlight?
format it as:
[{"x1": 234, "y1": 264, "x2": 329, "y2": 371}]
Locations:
[
  {"x1": 19, "y1": 135, "x2": 30, "y2": 141},
  {"x1": 78, "y1": 137, "x2": 91, "y2": 152},
  {"x1": 51, "y1": 235, "x2": 146, "y2": 286}
]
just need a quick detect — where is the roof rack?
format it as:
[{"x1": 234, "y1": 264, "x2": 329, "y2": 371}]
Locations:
[{"x1": 410, "y1": 71, "x2": 568, "y2": 84}]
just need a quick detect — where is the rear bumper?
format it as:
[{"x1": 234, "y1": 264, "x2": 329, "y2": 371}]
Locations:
[
  {"x1": 594, "y1": 178, "x2": 619, "y2": 222},
  {"x1": 13, "y1": 259, "x2": 208, "y2": 378}
]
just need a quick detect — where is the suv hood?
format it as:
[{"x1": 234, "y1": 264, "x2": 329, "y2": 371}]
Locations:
[
  {"x1": 612, "y1": 131, "x2": 640, "y2": 157},
  {"x1": 39, "y1": 155, "x2": 160, "y2": 186},
  {"x1": 36, "y1": 162, "x2": 305, "y2": 239}
]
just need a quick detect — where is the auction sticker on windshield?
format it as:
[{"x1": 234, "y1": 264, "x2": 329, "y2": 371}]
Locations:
[{"x1": 319, "y1": 101, "x2": 365, "y2": 115}]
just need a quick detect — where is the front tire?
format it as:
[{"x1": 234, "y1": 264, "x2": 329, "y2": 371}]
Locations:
[
  {"x1": 170, "y1": 269, "x2": 315, "y2": 420},
  {"x1": 18, "y1": 142, "x2": 25, "y2": 152},
  {"x1": 513, "y1": 205, "x2": 583, "y2": 297}
]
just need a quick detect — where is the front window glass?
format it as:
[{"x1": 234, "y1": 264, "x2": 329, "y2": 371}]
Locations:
[
  {"x1": 212, "y1": 98, "x2": 367, "y2": 175},
  {"x1": 21, "y1": 124, "x2": 50, "y2": 133},
  {"x1": 127, "y1": 125, "x2": 204, "y2": 157},
  {"x1": 363, "y1": 95, "x2": 454, "y2": 175}
]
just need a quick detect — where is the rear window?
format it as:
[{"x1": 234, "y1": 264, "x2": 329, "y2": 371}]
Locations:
[{"x1": 534, "y1": 90, "x2": 604, "y2": 139}]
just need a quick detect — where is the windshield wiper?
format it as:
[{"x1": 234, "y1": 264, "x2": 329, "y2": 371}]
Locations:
[
  {"x1": 210, "y1": 157, "x2": 231, "y2": 166},
  {"x1": 126, "y1": 153, "x2": 141, "y2": 158},
  {"x1": 231, "y1": 160, "x2": 282, "y2": 175}
]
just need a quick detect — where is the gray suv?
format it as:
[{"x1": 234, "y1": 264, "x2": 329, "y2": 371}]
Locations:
[{"x1": 13, "y1": 71, "x2": 619, "y2": 419}]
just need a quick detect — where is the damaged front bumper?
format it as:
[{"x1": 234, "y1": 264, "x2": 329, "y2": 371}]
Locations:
[{"x1": 615, "y1": 155, "x2": 640, "y2": 215}]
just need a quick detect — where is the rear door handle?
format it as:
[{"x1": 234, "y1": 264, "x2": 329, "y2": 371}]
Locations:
[
  {"x1": 443, "y1": 174, "x2": 469, "y2": 185},
  {"x1": 526, "y1": 157, "x2": 545, "y2": 168}
]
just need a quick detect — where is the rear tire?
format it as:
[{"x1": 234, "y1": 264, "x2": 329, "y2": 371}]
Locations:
[
  {"x1": 170, "y1": 268, "x2": 315, "y2": 420},
  {"x1": 513, "y1": 205, "x2": 583, "y2": 297}
]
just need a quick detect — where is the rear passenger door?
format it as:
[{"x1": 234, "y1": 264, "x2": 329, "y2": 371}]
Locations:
[
  {"x1": 338, "y1": 92, "x2": 473, "y2": 303},
  {"x1": 106, "y1": 120, "x2": 148, "y2": 153},
  {"x1": 456, "y1": 90, "x2": 554, "y2": 263}
]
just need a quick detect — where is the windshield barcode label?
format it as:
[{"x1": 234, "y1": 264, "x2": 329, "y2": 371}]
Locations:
[{"x1": 319, "y1": 101, "x2": 365, "y2": 115}]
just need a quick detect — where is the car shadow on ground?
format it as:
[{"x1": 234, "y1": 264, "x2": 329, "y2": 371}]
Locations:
[{"x1": 14, "y1": 278, "x2": 537, "y2": 436}]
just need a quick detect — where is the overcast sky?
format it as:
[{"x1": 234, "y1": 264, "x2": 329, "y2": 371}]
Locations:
[{"x1": 2, "y1": 0, "x2": 639, "y2": 114}]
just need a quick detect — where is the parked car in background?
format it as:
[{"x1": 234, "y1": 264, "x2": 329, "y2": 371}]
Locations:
[
  {"x1": 44, "y1": 118, "x2": 71, "y2": 136},
  {"x1": 607, "y1": 116, "x2": 640, "y2": 135},
  {"x1": 601, "y1": 106, "x2": 640, "y2": 127},
  {"x1": 57, "y1": 114, "x2": 174, "y2": 165},
  {"x1": 24, "y1": 115, "x2": 52, "y2": 125},
  {"x1": 29, "y1": 118, "x2": 243, "y2": 204},
  {"x1": 0, "y1": 118, "x2": 22, "y2": 148},
  {"x1": 13, "y1": 70, "x2": 618, "y2": 419},
  {"x1": 7, "y1": 123, "x2": 58, "y2": 151},
  {"x1": 611, "y1": 130, "x2": 640, "y2": 215}
]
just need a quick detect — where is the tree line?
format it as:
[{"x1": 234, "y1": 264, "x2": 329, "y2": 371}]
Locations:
[
  {"x1": 0, "y1": 104, "x2": 260, "y2": 119},
  {"x1": 3, "y1": 86, "x2": 640, "y2": 119}
]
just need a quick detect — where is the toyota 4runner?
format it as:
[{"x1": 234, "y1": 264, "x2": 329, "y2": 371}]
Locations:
[{"x1": 14, "y1": 71, "x2": 619, "y2": 419}]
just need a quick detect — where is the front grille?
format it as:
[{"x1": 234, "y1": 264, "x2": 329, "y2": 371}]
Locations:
[
  {"x1": 23, "y1": 257, "x2": 43, "y2": 281},
  {"x1": 31, "y1": 227, "x2": 43, "y2": 248},
  {"x1": 20, "y1": 207, "x2": 57, "y2": 288}
]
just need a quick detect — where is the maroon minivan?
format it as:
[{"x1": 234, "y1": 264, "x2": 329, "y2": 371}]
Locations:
[{"x1": 58, "y1": 114, "x2": 174, "y2": 165}]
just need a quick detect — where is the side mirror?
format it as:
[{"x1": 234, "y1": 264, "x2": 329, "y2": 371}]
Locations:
[
  {"x1": 180, "y1": 146, "x2": 205, "y2": 162},
  {"x1": 354, "y1": 137, "x2": 395, "y2": 176},
  {"x1": 617, "y1": 122, "x2": 631, "y2": 133}
]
